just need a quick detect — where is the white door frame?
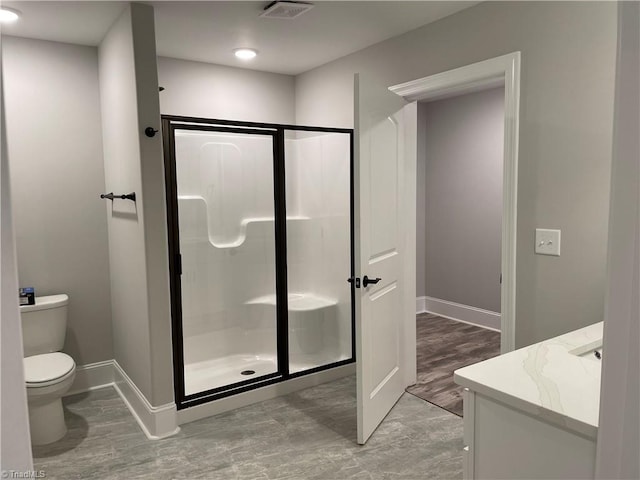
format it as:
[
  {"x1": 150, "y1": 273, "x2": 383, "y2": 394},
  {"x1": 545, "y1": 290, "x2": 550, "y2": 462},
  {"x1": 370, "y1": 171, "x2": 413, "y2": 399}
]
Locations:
[{"x1": 389, "y1": 52, "x2": 521, "y2": 353}]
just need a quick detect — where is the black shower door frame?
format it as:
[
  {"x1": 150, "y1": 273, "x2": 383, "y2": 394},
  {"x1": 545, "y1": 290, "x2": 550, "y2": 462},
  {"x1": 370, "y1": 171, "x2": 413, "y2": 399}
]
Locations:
[{"x1": 162, "y1": 115, "x2": 355, "y2": 410}]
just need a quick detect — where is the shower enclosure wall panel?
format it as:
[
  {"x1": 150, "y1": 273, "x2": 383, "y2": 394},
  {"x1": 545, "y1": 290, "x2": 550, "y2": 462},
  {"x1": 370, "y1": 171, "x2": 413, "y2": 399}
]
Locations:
[{"x1": 174, "y1": 131, "x2": 279, "y2": 395}]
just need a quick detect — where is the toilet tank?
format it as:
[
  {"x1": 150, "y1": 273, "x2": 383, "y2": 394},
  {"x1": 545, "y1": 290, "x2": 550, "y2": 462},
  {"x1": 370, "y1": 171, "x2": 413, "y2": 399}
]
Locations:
[{"x1": 20, "y1": 294, "x2": 69, "y2": 357}]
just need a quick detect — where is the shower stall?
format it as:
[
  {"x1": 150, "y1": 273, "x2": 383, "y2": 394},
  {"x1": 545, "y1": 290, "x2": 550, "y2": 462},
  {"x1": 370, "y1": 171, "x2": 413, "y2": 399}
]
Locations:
[{"x1": 162, "y1": 116, "x2": 354, "y2": 408}]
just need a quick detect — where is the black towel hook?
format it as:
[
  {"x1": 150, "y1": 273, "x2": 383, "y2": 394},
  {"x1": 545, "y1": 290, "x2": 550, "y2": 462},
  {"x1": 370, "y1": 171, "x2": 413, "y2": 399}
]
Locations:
[{"x1": 145, "y1": 127, "x2": 158, "y2": 137}]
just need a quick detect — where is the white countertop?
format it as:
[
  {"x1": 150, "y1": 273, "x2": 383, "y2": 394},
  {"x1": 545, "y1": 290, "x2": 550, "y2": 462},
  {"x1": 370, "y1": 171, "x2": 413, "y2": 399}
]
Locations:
[{"x1": 454, "y1": 322, "x2": 603, "y2": 439}]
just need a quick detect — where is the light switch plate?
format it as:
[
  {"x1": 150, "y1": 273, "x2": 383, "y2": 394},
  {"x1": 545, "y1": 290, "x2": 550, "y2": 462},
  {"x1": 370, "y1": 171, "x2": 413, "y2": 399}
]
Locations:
[{"x1": 535, "y1": 228, "x2": 561, "y2": 256}]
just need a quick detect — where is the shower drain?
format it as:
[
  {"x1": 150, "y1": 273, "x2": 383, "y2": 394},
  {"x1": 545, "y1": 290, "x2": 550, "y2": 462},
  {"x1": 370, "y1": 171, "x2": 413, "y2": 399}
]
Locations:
[{"x1": 240, "y1": 370, "x2": 256, "y2": 376}]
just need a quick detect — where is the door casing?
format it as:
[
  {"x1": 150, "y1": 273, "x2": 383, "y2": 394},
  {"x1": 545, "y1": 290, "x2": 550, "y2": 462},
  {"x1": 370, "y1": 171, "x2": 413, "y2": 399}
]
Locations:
[{"x1": 389, "y1": 51, "x2": 521, "y2": 354}]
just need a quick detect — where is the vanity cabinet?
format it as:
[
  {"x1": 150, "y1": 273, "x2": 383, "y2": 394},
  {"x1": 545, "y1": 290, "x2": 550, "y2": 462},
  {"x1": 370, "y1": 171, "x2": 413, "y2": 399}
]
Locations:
[
  {"x1": 462, "y1": 388, "x2": 596, "y2": 479},
  {"x1": 455, "y1": 322, "x2": 602, "y2": 480}
]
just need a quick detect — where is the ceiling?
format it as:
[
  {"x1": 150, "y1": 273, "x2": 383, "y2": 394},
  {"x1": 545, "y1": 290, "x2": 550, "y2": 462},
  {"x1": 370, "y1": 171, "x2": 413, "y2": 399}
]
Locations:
[{"x1": 0, "y1": 1, "x2": 479, "y2": 75}]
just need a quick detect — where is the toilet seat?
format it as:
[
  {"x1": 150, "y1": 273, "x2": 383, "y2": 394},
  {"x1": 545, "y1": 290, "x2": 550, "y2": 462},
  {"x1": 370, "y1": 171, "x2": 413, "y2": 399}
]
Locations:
[{"x1": 25, "y1": 352, "x2": 75, "y2": 387}]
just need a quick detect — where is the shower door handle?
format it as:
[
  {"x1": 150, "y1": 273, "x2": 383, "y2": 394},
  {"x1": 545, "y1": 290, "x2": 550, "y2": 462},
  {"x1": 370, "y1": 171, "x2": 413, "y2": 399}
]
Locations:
[{"x1": 362, "y1": 276, "x2": 381, "y2": 287}]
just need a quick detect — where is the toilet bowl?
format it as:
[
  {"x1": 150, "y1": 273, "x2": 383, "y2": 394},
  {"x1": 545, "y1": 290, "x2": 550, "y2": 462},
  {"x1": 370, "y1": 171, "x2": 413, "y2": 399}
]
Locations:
[
  {"x1": 20, "y1": 294, "x2": 76, "y2": 445},
  {"x1": 24, "y1": 352, "x2": 76, "y2": 445}
]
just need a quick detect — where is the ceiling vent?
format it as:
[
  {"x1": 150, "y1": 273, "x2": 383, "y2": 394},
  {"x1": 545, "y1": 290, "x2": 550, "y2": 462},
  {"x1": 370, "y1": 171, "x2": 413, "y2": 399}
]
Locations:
[{"x1": 260, "y1": 1, "x2": 314, "y2": 20}]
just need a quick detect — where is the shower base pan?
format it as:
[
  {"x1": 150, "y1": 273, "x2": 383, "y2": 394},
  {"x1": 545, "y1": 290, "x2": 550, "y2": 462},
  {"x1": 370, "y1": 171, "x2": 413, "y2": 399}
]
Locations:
[
  {"x1": 184, "y1": 353, "x2": 349, "y2": 396},
  {"x1": 184, "y1": 355, "x2": 277, "y2": 396}
]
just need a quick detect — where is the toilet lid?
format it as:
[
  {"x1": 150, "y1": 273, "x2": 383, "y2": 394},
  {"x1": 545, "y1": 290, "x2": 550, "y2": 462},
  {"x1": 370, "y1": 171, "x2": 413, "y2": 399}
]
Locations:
[{"x1": 24, "y1": 352, "x2": 75, "y2": 384}]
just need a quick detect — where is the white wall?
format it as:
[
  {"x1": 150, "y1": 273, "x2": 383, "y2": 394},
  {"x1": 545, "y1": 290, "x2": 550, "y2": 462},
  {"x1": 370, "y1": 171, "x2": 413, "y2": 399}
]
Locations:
[
  {"x1": 157, "y1": 57, "x2": 295, "y2": 124},
  {"x1": 416, "y1": 104, "x2": 427, "y2": 298},
  {"x1": 3, "y1": 36, "x2": 113, "y2": 365},
  {"x1": 295, "y1": 1, "x2": 617, "y2": 347},
  {"x1": 596, "y1": 2, "x2": 640, "y2": 477},
  {"x1": 98, "y1": 3, "x2": 173, "y2": 406},
  {"x1": 0, "y1": 36, "x2": 33, "y2": 471},
  {"x1": 421, "y1": 87, "x2": 504, "y2": 313}
]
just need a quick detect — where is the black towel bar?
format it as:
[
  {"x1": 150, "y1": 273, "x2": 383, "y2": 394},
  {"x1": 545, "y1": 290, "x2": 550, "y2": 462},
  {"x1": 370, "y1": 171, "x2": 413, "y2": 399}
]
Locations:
[{"x1": 100, "y1": 192, "x2": 136, "y2": 202}]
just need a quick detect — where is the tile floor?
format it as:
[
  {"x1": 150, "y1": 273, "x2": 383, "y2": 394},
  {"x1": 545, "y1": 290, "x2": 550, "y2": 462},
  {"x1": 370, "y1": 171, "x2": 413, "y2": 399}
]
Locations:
[{"x1": 33, "y1": 376, "x2": 463, "y2": 480}]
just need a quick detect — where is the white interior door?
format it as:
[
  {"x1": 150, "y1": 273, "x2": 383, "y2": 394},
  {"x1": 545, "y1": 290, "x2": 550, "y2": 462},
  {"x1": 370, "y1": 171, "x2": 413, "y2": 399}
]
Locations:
[{"x1": 355, "y1": 74, "x2": 417, "y2": 444}]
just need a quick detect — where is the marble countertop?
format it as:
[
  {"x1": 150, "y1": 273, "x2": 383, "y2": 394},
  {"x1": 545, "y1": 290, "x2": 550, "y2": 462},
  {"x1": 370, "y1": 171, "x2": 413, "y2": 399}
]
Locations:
[{"x1": 454, "y1": 322, "x2": 603, "y2": 439}]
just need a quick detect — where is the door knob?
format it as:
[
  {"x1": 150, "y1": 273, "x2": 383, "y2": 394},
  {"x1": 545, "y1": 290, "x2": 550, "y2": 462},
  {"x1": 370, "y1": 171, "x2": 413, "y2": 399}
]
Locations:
[{"x1": 363, "y1": 275, "x2": 381, "y2": 287}]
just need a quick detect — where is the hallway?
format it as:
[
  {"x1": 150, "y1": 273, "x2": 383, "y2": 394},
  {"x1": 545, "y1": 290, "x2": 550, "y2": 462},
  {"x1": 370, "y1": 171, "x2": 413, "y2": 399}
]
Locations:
[{"x1": 407, "y1": 314, "x2": 501, "y2": 416}]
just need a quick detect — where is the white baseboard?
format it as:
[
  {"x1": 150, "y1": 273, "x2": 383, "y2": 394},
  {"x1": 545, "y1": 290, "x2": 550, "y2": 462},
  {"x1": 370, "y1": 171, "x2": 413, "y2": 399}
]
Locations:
[
  {"x1": 422, "y1": 296, "x2": 501, "y2": 331},
  {"x1": 63, "y1": 359, "x2": 353, "y2": 438},
  {"x1": 66, "y1": 360, "x2": 115, "y2": 396},
  {"x1": 112, "y1": 361, "x2": 180, "y2": 440},
  {"x1": 63, "y1": 359, "x2": 179, "y2": 440},
  {"x1": 178, "y1": 363, "x2": 356, "y2": 425},
  {"x1": 416, "y1": 296, "x2": 427, "y2": 314}
]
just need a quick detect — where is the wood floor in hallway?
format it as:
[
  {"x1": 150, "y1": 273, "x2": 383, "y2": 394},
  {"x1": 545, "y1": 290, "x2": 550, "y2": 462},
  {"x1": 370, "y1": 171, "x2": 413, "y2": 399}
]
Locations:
[{"x1": 406, "y1": 313, "x2": 501, "y2": 416}]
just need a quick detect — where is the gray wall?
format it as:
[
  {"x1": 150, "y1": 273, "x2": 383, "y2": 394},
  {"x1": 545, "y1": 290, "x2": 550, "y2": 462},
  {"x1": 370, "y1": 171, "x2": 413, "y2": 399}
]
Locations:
[
  {"x1": 3, "y1": 36, "x2": 113, "y2": 365},
  {"x1": 134, "y1": 6, "x2": 175, "y2": 407},
  {"x1": 1, "y1": 37, "x2": 33, "y2": 470},
  {"x1": 98, "y1": 4, "x2": 173, "y2": 406},
  {"x1": 295, "y1": 1, "x2": 617, "y2": 347},
  {"x1": 421, "y1": 87, "x2": 504, "y2": 313},
  {"x1": 596, "y1": 2, "x2": 640, "y2": 477},
  {"x1": 157, "y1": 57, "x2": 295, "y2": 123}
]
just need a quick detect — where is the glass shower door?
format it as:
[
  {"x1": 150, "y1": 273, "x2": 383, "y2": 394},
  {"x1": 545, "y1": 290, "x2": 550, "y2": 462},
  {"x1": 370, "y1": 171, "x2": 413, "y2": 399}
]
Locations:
[
  {"x1": 172, "y1": 126, "x2": 280, "y2": 397},
  {"x1": 284, "y1": 129, "x2": 353, "y2": 374}
]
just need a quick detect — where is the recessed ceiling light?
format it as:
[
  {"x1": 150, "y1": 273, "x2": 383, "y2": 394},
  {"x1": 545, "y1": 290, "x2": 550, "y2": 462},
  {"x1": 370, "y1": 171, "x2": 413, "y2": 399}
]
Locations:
[
  {"x1": 234, "y1": 48, "x2": 258, "y2": 60},
  {"x1": 0, "y1": 7, "x2": 21, "y2": 23}
]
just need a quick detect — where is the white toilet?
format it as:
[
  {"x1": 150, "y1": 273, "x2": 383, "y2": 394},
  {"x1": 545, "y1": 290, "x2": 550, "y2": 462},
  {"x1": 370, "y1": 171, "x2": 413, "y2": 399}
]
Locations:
[{"x1": 20, "y1": 294, "x2": 76, "y2": 445}]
